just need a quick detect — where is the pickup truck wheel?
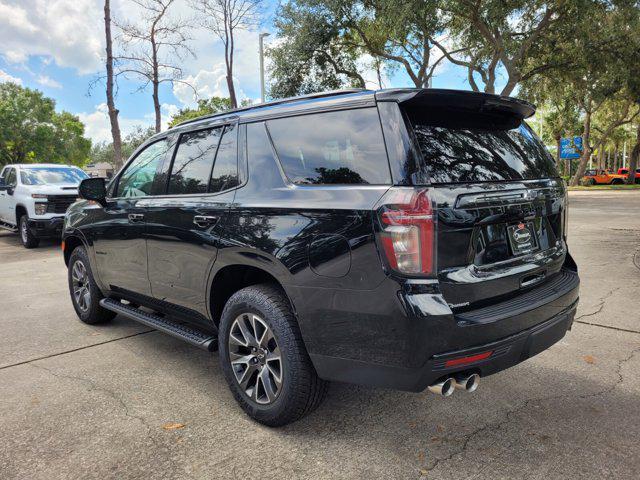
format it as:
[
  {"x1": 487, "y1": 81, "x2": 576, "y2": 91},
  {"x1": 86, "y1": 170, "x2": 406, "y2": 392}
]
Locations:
[
  {"x1": 218, "y1": 284, "x2": 328, "y2": 427},
  {"x1": 589, "y1": 178, "x2": 597, "y2": 186},
  {"x1": 19, "y1": 214, "x2": 39, "y2": 248},
  {"x1": 68, "y1": 246, "x2": 116, "y2": 324}
]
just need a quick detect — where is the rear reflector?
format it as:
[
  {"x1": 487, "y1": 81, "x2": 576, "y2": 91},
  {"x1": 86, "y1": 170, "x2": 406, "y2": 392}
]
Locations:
[
  {"x1": 376, "y1": 188, "x2": 435, "y2": 275},
  {"x1": 444, "y1": 351, "x2": 493, "y2": 368}
]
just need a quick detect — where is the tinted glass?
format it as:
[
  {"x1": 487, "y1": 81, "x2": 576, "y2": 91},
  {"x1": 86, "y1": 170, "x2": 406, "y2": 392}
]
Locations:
[
  {"x1": 168, "y1": 128, "x2": 221, "y2": 195},
  {"x1": 267, "y1": 108, "x2": 391, "y2": 185},
  {"x1": 409, "y1": 115, "x2": 557, "y2": 184},
  {"x1": 5, "y1": 168, "x2": 16, "y2": 186},
  {"x1": 210, "y1": 124, "x2": 239, "y2": 193},
  {"x1": 20, "y1": 167, "x2": 88, "y2": 185},
  {"x1": 117, "y1": 140, "x2": 168, "y2": 197}
]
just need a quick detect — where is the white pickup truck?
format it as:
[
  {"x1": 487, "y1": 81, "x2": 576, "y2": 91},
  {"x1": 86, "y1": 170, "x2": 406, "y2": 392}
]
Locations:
[{"x1": 0, "y1": 164, "x2": 89, "y2": 248}]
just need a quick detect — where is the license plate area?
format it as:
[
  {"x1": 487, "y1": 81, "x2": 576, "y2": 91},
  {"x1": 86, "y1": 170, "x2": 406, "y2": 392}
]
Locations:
[{"x1": 507, "y1": 221, "x2": 539, "y2": 256}]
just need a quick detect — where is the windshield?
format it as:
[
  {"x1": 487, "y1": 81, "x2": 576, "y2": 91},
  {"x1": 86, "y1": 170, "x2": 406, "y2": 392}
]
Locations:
[
  {"x1": 20, "y1": 167, "x2": 89, "y2": 185},
  {"x1": 406, "y1": 108, "x2": 558, "y2": 184}
]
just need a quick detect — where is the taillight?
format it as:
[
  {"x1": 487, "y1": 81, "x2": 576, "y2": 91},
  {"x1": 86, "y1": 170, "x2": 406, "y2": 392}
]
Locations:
[{"x1": 376, "y1": 187, "x2": 436, "y2": 275}]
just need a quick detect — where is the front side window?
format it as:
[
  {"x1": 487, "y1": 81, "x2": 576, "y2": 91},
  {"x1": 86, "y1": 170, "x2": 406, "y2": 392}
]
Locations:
[
  {"x1": 267, "y1": 108, "x2": 391, "y2": 185},
  {"x1": 5, "y1": 168, "x2": 16, "y2": 187},
  {"x1": 116, "y1": 140, "x2": 168, "y2": 197},
  {"x1": 20, "y1": 167, "x2": 88, "y2": 185},
  {"x1": 210, "y1": 124, "x2": 239, "y2": 193},
  {"x1": 168, "y1": 128, "x2": 222, "y2": 195}
]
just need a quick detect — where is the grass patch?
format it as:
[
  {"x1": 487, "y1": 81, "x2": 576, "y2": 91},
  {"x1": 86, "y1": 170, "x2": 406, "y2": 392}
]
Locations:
[{"x1": 568, "y1": 184, "x2": 640, "y2": 191}]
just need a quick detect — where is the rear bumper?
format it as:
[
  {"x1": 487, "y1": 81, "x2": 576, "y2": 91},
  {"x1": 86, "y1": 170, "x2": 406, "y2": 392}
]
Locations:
[
  {"x1": 27, "y1": 217, "x2": 64, "y2": 238},
  {"x1": 298, "y1": 266, "x2": 579, "y2": 392}
]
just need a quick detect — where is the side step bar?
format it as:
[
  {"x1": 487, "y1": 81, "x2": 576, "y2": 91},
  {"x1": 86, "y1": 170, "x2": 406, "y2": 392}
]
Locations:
[
  {"x1": 0, "y1": 221, "x2": 17, "y2": 233},
  {"x1": 100, "y1": 298, "x2": 218, "y2": 351}
]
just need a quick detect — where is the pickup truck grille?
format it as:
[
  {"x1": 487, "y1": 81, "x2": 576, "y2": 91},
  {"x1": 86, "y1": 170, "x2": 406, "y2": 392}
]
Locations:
[{"x1": 46, "y1": 195, "x2": 77, "y2": 214}]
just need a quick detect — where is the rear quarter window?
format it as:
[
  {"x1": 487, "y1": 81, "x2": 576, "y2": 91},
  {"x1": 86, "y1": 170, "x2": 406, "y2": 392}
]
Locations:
[{"x1": 266, "y1": 108, "x2": 391, "y2": 185}]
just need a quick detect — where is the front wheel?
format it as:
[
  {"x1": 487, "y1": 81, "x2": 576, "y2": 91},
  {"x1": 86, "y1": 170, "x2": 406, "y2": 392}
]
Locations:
[
  {"x1": 218, "y1": 284, "x2": 328, "y2": 427},
  {"x1": 68, "y1": 246, "x2": 116, "y2": 324},
  {"x1": 19, "y1": 214, "x2": 39, "y2": 248}
]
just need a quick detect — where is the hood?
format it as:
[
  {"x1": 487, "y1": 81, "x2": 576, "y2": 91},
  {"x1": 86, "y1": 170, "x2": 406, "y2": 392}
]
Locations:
[{"x1": 22, "y1": 184, "x2": 79, "y2": 195}]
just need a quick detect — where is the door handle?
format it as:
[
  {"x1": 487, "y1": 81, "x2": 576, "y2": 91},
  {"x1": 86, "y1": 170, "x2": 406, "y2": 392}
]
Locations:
[
  {"x1": 193, "y1": 215, "x2": 219, "y2": 227},
  {"x1": 128, "y1": 213, "x2": 144, "y2": 222}
]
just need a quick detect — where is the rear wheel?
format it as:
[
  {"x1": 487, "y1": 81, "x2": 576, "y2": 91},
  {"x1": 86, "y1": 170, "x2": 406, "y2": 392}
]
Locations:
[
  {"x1": 68, "y1": 246, "x2": 115, "y2": 324},
  {"x1": 218, "y1": 284, "x2": 328, "y2": 427},
  {"x1": 611, "y1": 179, "x2": 623, "y2": 185},
  {"x1": 19, "y1": 214, "x2": 39, "y2": 248}
]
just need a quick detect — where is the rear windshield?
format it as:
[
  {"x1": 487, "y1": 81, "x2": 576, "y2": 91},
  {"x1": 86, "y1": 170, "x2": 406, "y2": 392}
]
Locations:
[
  {"x1": 20, "y1": 167, "x2": 88, "y2": 185},
  {"x1": 406, "y1": 109, "x2": 557, "y2": 184}
]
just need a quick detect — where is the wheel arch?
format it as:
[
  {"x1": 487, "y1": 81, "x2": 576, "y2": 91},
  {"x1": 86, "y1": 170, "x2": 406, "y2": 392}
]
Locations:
[
  {"x1": 15, "y1": 204, "x2": 27, "y2": 222},
  {"x1": 208, "y1": 264, "x2": 296, "y2": 328},
  {"x1": 63, "y1": 234, "x2": 86, "y2": 265}
]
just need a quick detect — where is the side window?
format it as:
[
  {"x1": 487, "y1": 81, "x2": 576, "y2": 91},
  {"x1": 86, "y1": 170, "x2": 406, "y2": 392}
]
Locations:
[
  {"x1": 116, "y1": 140, "x2": 168, "y2": 198},
  {"x1": 168, "y1": 128, "x2": 221, "y2": 195},
  {"x1": 266, "y1": 108, "x2": 391, "y2": 185},
  {"x1": 5, "y1": 168, "x2": 17, "y2": 187},
  {"x1": 209, "y1": 124, "x2": 239, "y2": 193}
]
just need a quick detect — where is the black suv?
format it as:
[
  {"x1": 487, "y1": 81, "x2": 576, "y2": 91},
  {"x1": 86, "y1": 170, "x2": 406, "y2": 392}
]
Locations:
[{"x1": 63, "y1": 89, "x2": 579, "y2": 426}]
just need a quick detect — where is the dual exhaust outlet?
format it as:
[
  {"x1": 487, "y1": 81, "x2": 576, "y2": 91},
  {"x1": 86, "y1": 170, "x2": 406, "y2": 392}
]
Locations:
[{"x1": 428, "y1": 373, "x2": 480, "y2": 397}]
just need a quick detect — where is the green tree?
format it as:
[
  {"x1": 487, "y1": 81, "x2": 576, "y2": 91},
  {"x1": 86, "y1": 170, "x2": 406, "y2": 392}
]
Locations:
[
  {"x1": 437, "y1": 0, "x2": 583, "y2": 96},
  {"x1": 0, "y1": 83, "x2": 91, "y2": 167},
  {"x1": 268, "y1": 0, "x2": 447, "y2": 98},
  {"x1": 89, "y1": 126, "x2": 156, "y2": 166},
  {"x1": 167, "y1": 97, "x2": 233, "y2": 127}
]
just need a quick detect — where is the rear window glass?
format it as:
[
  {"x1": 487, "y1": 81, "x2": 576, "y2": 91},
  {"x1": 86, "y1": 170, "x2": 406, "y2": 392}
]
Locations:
[
  {"x1": 267, "y1": 108, "x2": 391, "y2": 185},
  {"x1": 408, "y1": 110, "x2": 557, "y2": 184}
]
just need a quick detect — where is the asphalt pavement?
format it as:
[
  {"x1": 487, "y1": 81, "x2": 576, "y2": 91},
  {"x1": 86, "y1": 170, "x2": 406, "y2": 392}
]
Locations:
[{"x1": 1, "y1": 190, "x2": 639, "y2": 479}]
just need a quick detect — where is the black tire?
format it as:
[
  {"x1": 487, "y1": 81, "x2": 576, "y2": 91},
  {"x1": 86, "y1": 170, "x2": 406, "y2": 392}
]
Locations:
[
  {"x1": 19, "y1": 214, "x2": 39, "y2": 248},
  {"x1": 611, "y1": 179, "x2": 623, "y2": 185},
  {"x1": 218, "y1": 283, "x2": 328, "y2": 427},
  {"x1": 67, "y1": 246, "x2": 116, "y2": 324},
  {"x1": 589, "y1": 178, "x2": 597, "y2": 186}
]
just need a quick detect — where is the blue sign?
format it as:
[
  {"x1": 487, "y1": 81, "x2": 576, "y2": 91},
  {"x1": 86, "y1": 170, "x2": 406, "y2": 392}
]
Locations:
[{"x1": 560, "y1": 136, "x2": 583, "y2": 159}]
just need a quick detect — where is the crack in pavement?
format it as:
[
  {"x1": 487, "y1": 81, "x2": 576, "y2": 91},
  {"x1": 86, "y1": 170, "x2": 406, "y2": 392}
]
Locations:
[
  {"x1": 423, "y1": 344, "x2": 640, "y2": 475},
  {"x1": 0, "y1": 330, "x2": 155, "y2": 371},
  {"x1": 574, "y1": 287, "x2": 619, "y2": 321},
  {"x1": 27, "y1": 361, "x2": 197, "y2": 480}
]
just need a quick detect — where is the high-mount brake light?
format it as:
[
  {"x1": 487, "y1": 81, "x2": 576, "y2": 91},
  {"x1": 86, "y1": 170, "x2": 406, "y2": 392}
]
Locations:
[{"x1": 376, "y1": 188, "x2": 435, "y2": 275}]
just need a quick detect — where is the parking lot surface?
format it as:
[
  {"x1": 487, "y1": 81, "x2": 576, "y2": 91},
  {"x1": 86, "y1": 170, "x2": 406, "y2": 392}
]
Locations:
[{"x1": 1, "y1": 190, "x2": 639, "y2": 480}]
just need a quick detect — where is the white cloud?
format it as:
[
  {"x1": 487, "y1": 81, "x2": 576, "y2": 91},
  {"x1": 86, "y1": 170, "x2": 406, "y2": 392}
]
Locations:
[
  {"x1": 37, "y1": 75, "x2": 62, "y2": 88},
  {"x1": 0, "y1": 0, "x2": 103, "y2": 74},
  {"x1": 0, "y1": 69, "x2": 22, "y2": 84},
  {"x1": 78, "y1": 103, "x2": 155, "y2": 143}
]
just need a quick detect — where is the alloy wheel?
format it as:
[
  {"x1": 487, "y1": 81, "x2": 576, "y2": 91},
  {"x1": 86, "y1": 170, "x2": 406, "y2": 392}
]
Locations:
[
  {"x1": 228, "y1": 313, "x2": 283, "y2": 405},
  {"x1": 20, "y1": 218, "x2": 28, "y2": 243},
  {"x1": 71, "y1": 260, "x2": 91, "y2": 312}
]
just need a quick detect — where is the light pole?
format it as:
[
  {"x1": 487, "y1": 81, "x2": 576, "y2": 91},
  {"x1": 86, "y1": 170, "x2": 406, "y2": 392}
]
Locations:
[{"x1": 259, "y1": 32, "x2": 270, "y2": 103}]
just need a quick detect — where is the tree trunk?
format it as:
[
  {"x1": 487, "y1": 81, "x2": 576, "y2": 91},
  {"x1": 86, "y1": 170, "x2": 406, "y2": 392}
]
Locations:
[
  {"x1": 627, "y1": 123, "x2": 640, "y2": 184},
  {"x1": 152, "y1": 79, "x2": 161, "y2": 133},
  {"x1": 226, "y1": 25, "x2": 237, "y2": 109},
  {"x1": 104, "y1": 0, "x2": 123, "y2": 167},
  {"x1": 570, "y1": 110, "x2": 592, "y2": 186}
]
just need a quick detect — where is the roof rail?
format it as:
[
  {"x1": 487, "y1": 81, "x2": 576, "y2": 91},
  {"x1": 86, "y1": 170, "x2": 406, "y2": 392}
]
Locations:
[{"x1": 173, "y1": 88, "x2": 368, "y2": 128}]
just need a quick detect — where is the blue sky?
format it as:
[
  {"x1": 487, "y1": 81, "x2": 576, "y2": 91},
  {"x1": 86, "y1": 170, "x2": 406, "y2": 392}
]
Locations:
[{"x1": 0, "y1": 0, "x2": 488, "y2": 144}]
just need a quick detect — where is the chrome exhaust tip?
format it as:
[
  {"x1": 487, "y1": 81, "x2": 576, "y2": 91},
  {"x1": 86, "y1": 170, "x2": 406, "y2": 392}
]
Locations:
[
  {"x1": 428, "y1": 377, "x2": 455, "y2": 397},
  {"x1": 453, "y1": 373, "x2": 480, "y2": 392}
]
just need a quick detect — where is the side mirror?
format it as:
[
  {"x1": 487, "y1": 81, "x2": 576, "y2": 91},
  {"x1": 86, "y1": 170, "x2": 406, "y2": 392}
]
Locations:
[{"x1": 78, "y1": 177, "x2": 107, "y2": 206}]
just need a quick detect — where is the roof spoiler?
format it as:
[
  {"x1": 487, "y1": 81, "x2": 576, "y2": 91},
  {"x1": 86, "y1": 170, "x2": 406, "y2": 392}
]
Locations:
[{"x1": 375, "y1": 88, "x2": 536, "y2": 120}]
